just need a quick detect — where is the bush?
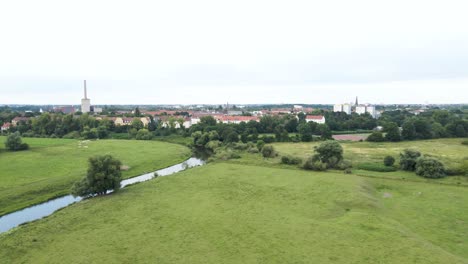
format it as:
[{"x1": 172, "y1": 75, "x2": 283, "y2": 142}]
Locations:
[
  {"x1": 262, "y1": 136, "x2": 276, "y2": 143},
  {"x1": 399, "y1": 149, "x2": 422, "y2": 171},
  {"x1": 337, "y1": 160, "x2": 353, "y2": 170},
  {"x1": 357, "y1": 163, "x2": 397, "y2": 172},
  {"x1": 136, "y1": 129, "x2": 153, "y2": 140},
  {"x1": 367, "y1": 132, "x2": 385, "y2": 142},
  {"x1": 344, "y1": 168, "x2": 352, "y2": 174},
  {"x1": 5, "y1": 132, "x2": 29, "y2": 151},
  {"x1": 384, "y1": 156, "x2": 396, "y2": 167},
  {"x1": 247, "y1": 147, "x2": 259, "y2": 154},
  {"x1": 415, "y1": 157, "x2": 446, "y2": 178},
  {"x1": 281, "y1": 155, "x2": 302, "y2": 165},
  {"x1": 462, "y1": 140, "x2": 468, "y2": 146},
  {"x1": 262, "y1": 145, "x2": 276, "y2": 158},
  {"x1": 256, "y1": 140, "x2": 265, "y2": 151},
  {"x1": 303, "y1": 158, "x2": 327, "y2": 171}
]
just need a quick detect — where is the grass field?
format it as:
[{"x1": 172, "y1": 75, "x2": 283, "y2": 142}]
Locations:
[
  {"x1": 0, "y1": 137, "x2": 191, "y2": 216},
  {"x1": 272, "y1": 138, "x2": 468, "y2": 171},
  {"x1": 0, "y1": 163, "x2": 466, "y2": 263}
]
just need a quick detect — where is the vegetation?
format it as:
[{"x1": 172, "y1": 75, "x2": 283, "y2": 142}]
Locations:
[
  {"x1": 1, "y1": 163, "x2": 467, "y2": 263},
  {"x1": 366, "y1": 131, "x2": 384, "y2": 142},
  {"x1": 281, "y1": 155, "x2": 302, "y2": 165},
  {"x1": 4, "y1": 131, "x2": 29, "y2": 151},
  {"x1": 72, "y1": 155, "x2": 123, "y2": 197},
  {"x1": 0, "y1": 137, "x2": 191, "y2": 216},
  {"x1": 356, "y1": 163, "x2": 397, "y2": 172},
  {"x1": 384, "y1": 156, "x2": 395, "y2": 167},
  {"x1": 415, "y1": 157, "x2": 446, "y2": 179},
  {"x1": 272, "y1": 138, "x2": 468, "y2": 174},
  {"x1": 399, "y1": 149, "x2": 422, "y2": 171},
  {"x1": 261, "y1": 145, "x2": 276, "y2": 158},
  {"x1": 313, "y1": 141, "x2": 343, "y2": 168}
]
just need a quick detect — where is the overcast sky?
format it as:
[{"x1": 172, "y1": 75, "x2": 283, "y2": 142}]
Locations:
[{"x1": 0, "y1": 0, "x2": 467, "y2": 105}]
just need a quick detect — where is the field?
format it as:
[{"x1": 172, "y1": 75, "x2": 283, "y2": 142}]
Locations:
[
  {"x1": 1, "y1": 163, "x2": 467, "y2": 263},
  {"x1": 0, "y1": 137, "x2": 191, "y2": 216},
  {"x1": 272, "y1": 138, "x2": 468, "y2": 171}
]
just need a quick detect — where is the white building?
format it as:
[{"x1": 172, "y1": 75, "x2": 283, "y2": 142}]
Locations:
[
  {"x1": 305, "y1": 115, "x2": 326, "y2": 124},
  {"x1": 81, "y1": 80, "x2": 91, "y2": 113},
  {"x1": 355, "y1": 105, "x2": 377, "y2": 118},
  {"x1": 333, "y1": 104, "x2": 343, "y2": 112},
  {"x1": 334, "y1": 103, "x2": 352, "y2": 115}
]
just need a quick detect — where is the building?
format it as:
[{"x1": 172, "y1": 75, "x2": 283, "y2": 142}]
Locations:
[
  {"x1": 1, "y1": 122, "x2": 11, "y2": 132},
  {"x1": 333, "y1": 104, "x2": 343, "y2": 113},
  {"x1": 305, "y1": 115, "x2": 326, "y2": 124},
  {"x1": 11, "y1": 117, "x2": 30, "y2": 126},
  {"x1": 355, "y1": 105, "x2": 367, "y2": 115},
  {"x1": 54, "y1": 106, "x2": 76, "y2": 114},
  {"x1": 355, "y1": 105, "x2": 377, "y2": 118},
  {"x1": 81, "y1": 80, "x2": 91, "y2": 113},
  {"x1": 216, "y1": 116, "x2": 260, "y2": 124},
  {"x1": 334, "y1": 103, "x2": 352, "y2": 115},
  {"x1": 114, "y1": 117, "x2": 150, "y2": 127}
]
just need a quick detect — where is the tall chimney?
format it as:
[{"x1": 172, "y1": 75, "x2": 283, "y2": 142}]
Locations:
[{"x1": 84, "y1": 80, "x2": 87, "y2": 99}]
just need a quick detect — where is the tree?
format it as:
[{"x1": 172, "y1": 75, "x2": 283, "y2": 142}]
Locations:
[
  {"x1": 225, "y1": 131, "x2": 240, "y2": 143},
  {"x1": 132, "y1": 119, "x2": 144, "y2": 130},
  {"x1": 399, "y1": 149, "x2": 421, "y2": 171},
  {"x1": 367, "y1": 132, "x2": 384, "y2": 142},
  {"x1": 314, "y1": 141, "x2": 343, "y2": 168},
  {"x1": 401, "y1": 120, "x2": 416, "y2": 140},
  {"x1": 415, "y1": 157, "x2": 446, "y2": 178},
  {"x1": 455, "y1": 124, "x2": 466, "y2": 137},
  {"x1": 297, "y1": 123, "x2": 313, "y2": 142},
  {"x1": 134, "y1": 107, "x2": 141, "y2": 117},
  {"x1": 71, "y1": 155, "x2": 122, "y2": 197},
  {"x1": 384, "y1": 122, "x2": 401, "y2": 142},
  {"x1": 5, "y1": 131, "x2": 29, "y2": 151},
  {"x1": 200, "y1": 116, "x2": 217, "y2": 127},
  {"x1": 384, "y1": 156, "x2": 395, "y2": 167},
  {"x1": 316, "y1": 124, "x2": 332, "y2": 140}
]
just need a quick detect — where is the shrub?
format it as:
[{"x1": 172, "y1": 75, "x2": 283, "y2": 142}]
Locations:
[
  {"x1": 136, "y1": 129, "x2": 153, "y2": 140},
  {"x1": 344, "y1": 168, "x2": 352, "y2": 174},
  {"x1": 462, "y1": 140, "x2": 468, "y2": 146},
  {"x1": 5, "y1": 132, "x2": 29, "y2": 151},
  {"x1": 62, "y1": 131, "x2": 80, "y2": 139},
  {"x1": 303, "y1": 158, "x2": 327, "y2": 171},
  {"x1": 262, "y1": 145, "x2": 276, "y2": 158},
  {"x1": 232, "y1": 142, "x2": 249, "y2": 150},
  {"x1": 384, "y1": 156, "x2": 396, "y2": 167},
  {"x1": 415, "y1": 157, "x2": 446, "y2": 178},
  {"x1": 357, "y1": 163, "x2": 397, "y2": 172},
  {"x1": 256, "y1": 140, "x2": 265, "y2": 151},
  {"x1": 262, "y1": 136, "x2": 276, "y2": 143},
  {"x1": 281, "y1": 155, "x2": 302, "y2": 165},
  {"x1": 247, "y1": 147, "x2": 259, "y2": 154},
  {"x1": 399, "y1": 149, "x2": 422, "y2": 171},
  {"x1": 337, "y1": 160, "x2": 353, "y2": 170},
  {"x1": 367, "y1": 132, "x2": 385, "y2": 142}
]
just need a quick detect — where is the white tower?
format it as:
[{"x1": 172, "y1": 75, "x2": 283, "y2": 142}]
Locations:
[{"x1": 81, "y1": 80, "x2": 91, "y2": 113}]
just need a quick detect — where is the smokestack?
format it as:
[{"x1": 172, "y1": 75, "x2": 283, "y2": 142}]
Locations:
[{"x1": 84, "y1": 80, "x2": 87, "y2": 99}]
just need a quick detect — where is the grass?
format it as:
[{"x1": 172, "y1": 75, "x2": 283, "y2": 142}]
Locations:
[
  {"x1": 0, "y1": 137, "x2": 191, "y2": 216},
  {"x1": 272, "y1": 138, "x2": 468, "y2": 172},
  {"x1": 1, "y1": 163, "x2": 467, "y2": 263}
]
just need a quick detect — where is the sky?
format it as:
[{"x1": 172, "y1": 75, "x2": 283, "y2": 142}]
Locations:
[{"x1": 0, "y1": 0, "x2": 467, "y2": 105}]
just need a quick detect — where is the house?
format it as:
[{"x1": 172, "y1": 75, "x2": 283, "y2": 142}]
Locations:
[
  {"x1": 1, "y1": 122, "x2": 11, "y2": 132},
  {"x1": 11, "y1": 117, "x2": 30, "y2": 126},
  {"x1": 114, "y1": 117, "x2": 134, "y2": 126},
  {"x1": 305, "y1": 115, "x2": 326, "y2": 124},
  {"x1": 157, "y1": 116, "x2": 191, "y2": 129}
]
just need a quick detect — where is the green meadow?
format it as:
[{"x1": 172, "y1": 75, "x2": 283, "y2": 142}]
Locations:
[
  {"x1": 272, "y1": 138, "x2": 468, "y2": 171},
  {"x1": 1, "y1": 138, "x2": 467, "y2": 263},
  {"x1": 1, "y1": 163, "x2": 467, "y2": 263},
  {"x1": 0, "y1": 137, "x2": 191, "y2": 216}
]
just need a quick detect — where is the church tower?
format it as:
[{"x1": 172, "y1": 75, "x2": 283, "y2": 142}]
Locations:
[
  {"x1": 81, "y1": 80, "x2": 91, "y2": 113},
  {"x1": 355, "y1": 96, "x2": 359, "y2": 106}
]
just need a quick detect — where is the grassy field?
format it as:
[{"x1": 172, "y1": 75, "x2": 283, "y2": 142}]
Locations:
[
  {"x1": 0, "y1": 163, "x2": 466, "y2": 263},
  {"x1": 0, "y1": 137, "x2": 191, "y2": 216},
  {"x1": 272, "y1": 138, "x2": 468, "y2": 171}
]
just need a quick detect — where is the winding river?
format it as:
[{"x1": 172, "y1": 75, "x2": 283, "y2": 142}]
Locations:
[{"x1": 0, "y1": 158, "x2": 205, "y2": 234}]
